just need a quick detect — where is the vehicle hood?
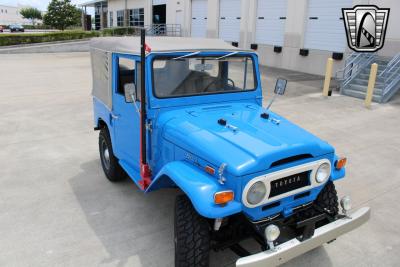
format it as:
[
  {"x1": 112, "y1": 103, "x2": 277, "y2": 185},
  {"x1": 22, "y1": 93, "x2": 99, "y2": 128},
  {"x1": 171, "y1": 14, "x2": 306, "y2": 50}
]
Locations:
[{"x1": 160, "y1": 103, "x2": 334, "y2": 176}]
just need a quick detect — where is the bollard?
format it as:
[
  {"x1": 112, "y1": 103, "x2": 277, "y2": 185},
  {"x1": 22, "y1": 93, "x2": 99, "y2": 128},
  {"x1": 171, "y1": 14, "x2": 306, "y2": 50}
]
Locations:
[
  {"x1": 365, "y1": 63, "x2": 378, "y2": 108},
  {"x1": 322, "y1": 58, "x2": 333, "y2": 97}
]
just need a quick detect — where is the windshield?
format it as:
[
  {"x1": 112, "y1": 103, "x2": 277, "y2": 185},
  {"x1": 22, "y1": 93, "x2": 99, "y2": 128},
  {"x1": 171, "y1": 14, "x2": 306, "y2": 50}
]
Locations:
[{"x1": 152, "y1": 55, "x2": 256, "y2": 98}]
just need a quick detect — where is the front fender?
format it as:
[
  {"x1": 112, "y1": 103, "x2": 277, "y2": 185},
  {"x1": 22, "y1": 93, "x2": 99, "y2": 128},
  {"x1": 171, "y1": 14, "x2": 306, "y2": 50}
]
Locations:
[{"x1": 146, "y1": 161, "x2": 242, "y2": 219}]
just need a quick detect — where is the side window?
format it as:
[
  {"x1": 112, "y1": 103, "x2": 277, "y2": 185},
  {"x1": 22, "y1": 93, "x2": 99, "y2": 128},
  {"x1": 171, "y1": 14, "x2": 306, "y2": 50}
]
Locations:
[
  {"x1": 117, "y1": 57, "x2": 135, "y2": 95},
  {"x1": 117, "y1": 56, "x2": 141, "y2": 102}
]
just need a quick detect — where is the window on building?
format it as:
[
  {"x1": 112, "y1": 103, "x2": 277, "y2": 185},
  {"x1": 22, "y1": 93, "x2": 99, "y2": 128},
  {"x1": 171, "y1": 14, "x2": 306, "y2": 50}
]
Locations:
[
  {"x1": 129, "y1": 8, "x2": 144, "y2": 26},
  {"x1": 109, "y1": 11, "x2": 113, "y2": 27},
  {"x1": 117, "y1": 10, "x2": 124, "y2": 26},
  {"x1": 5, "y1": 9, "x2": 7, "y2": 13}
]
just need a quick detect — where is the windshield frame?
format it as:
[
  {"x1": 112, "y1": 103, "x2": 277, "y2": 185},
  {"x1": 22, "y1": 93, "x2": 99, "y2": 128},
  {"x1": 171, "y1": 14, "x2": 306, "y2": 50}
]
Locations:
[{"x1": 150, "y1": 52, "x2": 259, "y2": 99}]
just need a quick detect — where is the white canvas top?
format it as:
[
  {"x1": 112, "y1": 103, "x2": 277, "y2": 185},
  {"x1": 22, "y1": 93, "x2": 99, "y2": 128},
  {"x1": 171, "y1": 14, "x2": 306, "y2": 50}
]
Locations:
[{"x1": 90, "y1": 36, "x2": 250, "y2": 54}]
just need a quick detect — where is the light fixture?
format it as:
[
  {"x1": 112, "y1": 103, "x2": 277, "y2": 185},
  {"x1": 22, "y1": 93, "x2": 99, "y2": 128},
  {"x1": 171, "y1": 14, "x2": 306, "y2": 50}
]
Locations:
[
  {"x1": 265, "y1": 224, "x2": 280, "y2": 250},
  {"x1": 340, "y1": 196, "x2": 351, "y2": 215},
  {"x1": 315, "y1": 163, "x2": 331, "y2": 183},
  {"x1": 247, "y1": 181, "x2": 267, "y2": 205}
]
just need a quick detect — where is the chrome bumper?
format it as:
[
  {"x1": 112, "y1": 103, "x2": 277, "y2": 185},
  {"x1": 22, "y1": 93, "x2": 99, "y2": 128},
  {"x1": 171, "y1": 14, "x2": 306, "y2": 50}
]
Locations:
[{"x1": 236, "y1": 207, "x2": 370, "y2": 267}]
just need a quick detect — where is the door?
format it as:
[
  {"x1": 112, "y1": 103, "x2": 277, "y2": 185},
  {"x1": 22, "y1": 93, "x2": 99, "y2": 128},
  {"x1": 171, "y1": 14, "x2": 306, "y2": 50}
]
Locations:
[
  {"x1": 112, "y1": 55, "x2": 141, "y2": 172},
  {"x1": 191, "y1": 0, "x2": 208, "y2": 37},
  {"x1": 219, "y1": 0, "x2": 241, "y2": 42},
  {"x1": 255, "y1": 0, "x2": 287, "y2": 46},
  {"x1": 304, "y1": 0, "x2": 352, "y2": 52}
]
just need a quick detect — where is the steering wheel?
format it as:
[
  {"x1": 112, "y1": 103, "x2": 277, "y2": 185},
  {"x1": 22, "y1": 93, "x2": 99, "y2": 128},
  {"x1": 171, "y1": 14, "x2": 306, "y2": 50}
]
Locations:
[
  {"x1": 204, "y1": 78, "x2": 236, "y2": 92},
  {"x1": 227, "y1": 78, "x2": 235, "y2": 88}
]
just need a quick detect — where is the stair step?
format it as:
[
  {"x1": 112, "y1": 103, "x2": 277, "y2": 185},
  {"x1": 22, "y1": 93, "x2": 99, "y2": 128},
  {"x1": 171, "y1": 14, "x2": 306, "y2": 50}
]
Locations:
[
  {"x1": 352, "y1": 78, "x2": 384, "y2": 87},
  {"x1": 346, "y1": 84, "x2": 383, "y2": 95},
  {"x1": 342, "y1": 89, "x2": 382, "y2": 102},
  {"x1": 360, "y1": 68, "x2": 399, "y2": 75},
  {"x1": 357, "y1": 73, "x2": 386, "y2": 80}
]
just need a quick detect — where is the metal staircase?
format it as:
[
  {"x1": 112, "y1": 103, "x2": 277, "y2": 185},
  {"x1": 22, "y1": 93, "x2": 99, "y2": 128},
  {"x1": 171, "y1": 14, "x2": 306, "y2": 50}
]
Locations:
[{"x1": 337, "y1": 52, "x2": 400, "y2": 103}]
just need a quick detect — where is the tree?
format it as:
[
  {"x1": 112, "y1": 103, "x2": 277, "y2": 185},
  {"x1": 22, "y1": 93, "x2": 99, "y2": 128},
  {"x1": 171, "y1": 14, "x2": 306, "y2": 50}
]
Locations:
[
  {"x1": 20, "y1": 7, "x2": 42, "y2": 26},
  {"x1": 43, "y1": 0, "x2": 81, "y2": 30}
]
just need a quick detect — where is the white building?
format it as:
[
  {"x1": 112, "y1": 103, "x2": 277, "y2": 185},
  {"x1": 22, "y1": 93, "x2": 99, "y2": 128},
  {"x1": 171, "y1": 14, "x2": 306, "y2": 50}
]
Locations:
[
  {"x1": 81, "y1": 0, "x2": 400, "y2": 75},
  {"x1": 0, "y1": 4, "x2": 34, "y2": 26}
]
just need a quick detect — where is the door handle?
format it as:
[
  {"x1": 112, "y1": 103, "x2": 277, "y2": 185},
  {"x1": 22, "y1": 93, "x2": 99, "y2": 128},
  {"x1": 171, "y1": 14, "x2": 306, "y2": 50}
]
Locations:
[{"x1": 111, "y1": 113, "x2": 120, "y2": 120}]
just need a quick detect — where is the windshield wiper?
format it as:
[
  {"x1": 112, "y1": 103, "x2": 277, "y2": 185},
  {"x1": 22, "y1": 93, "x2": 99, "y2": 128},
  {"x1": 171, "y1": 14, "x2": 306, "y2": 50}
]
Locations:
[
  {"x1": 214, "y1": 51, "x2": 239, "y2": 60},
  {"x1": 172, "y1": 51, "x2": 201, "y2": 60}
]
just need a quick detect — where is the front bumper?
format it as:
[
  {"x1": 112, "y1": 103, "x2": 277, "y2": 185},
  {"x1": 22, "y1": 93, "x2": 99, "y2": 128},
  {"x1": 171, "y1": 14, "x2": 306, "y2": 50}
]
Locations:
[{"x1": 236, "y1": 207, "x2": 370, "y2": 267}]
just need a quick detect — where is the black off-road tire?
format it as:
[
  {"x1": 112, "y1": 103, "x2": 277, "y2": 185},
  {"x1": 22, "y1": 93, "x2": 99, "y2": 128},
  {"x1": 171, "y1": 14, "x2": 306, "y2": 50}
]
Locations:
[
  {"x1": 174, "y1": 195, "x2": 210, "y2": 267},
  {"x1": 98, "y1": 128, "x2": 126, "y2": 182},
  {"x1": 315, "y1": 181, "x2": 339, "y2": 216}
]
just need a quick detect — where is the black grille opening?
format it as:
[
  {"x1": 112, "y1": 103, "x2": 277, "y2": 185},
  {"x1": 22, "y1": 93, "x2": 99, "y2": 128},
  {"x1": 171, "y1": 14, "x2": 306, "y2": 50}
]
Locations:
[
  {"x1": 270, "y1": 154, "x2": 313, "y2": 168},
  {"x1": 294, "y1": 191, "x2": 311, "y2": 200},
  {"x1": 262, "y1": 201, "x2": 280, "y2": 211},
  {"x1": 269, "y1": 171, "x2": 311, "y2": 198}
]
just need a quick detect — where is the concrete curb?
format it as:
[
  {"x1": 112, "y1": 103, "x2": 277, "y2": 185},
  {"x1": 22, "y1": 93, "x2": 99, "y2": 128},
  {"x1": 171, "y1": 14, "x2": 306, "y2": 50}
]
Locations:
[{"x1": 0, "y1": 39, "x2": 91, "y2": 54}]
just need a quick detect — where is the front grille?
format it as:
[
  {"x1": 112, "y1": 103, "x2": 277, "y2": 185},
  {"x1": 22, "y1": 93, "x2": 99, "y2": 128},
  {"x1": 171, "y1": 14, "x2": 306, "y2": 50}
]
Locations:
[{"x1": 269, "y1": 171, "x2": 310, "y2": 198}]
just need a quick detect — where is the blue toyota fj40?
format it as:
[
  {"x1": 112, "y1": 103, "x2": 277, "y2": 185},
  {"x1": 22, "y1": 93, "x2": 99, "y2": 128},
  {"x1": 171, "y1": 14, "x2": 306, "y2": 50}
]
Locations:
[{"x1": 90, "y1": 31, "x2": 370, "y2": 267}]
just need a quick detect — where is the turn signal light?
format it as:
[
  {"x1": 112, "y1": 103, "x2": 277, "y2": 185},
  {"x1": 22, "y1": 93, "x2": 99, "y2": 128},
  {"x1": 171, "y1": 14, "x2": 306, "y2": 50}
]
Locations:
[
  {"x1": 335, "y1": 157, "x2": 347, "y2": 169},
  {"x1": 205, "y1": 166, "x2": 215, "y2": 175},
  {"x1": 214, "y1": 191, "x2": 234, "y2": 205}
]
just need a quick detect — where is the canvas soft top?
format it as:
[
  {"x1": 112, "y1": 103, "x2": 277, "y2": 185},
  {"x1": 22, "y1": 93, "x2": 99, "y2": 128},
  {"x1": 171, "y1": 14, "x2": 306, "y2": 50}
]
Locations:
[{"x1": 90, "y1": 36, "x2": 250, "y2": 54}]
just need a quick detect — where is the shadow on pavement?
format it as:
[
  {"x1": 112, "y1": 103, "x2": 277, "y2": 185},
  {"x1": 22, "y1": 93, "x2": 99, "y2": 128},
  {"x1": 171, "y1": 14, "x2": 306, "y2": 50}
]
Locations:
[{"x1": 69, "y1": 160, "x2": 333, "y2": 267}]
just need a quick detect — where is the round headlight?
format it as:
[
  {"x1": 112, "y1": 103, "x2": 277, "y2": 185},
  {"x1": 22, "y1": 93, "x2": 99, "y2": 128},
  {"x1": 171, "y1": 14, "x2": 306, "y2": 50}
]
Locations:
[
  {"x1": 247, "y1": 181, "x2": 266, "y2": 205},
  {"x1": 315, "y1": 163, "x2": 330, "y2": 183}
]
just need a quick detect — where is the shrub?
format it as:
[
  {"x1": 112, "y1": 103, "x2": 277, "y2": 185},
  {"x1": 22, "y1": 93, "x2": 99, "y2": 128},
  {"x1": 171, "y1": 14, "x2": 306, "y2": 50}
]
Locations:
[
  {"x1": 21, "y1": 25, "x2": 54, "y2": 30},
  {"x1": 102, "y1": 27, "x2": 143, "y2": 37},
  {"x1": 0, "y1": 30, "x2": 100, "y2": 46}
]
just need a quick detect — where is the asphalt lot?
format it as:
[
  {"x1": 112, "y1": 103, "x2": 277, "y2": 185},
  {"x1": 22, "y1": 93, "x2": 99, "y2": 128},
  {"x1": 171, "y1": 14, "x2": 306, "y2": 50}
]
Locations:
[{"x1": 0, "y1": 52, "x2": 399, "y2": 267}]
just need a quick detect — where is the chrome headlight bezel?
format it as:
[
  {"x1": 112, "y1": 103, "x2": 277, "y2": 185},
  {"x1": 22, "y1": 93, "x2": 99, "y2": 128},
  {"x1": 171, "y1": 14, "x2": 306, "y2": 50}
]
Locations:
[
  {"x1": 315, "y1": 162, "x2": 331, "y2": 183},
  {"x1": 246, "y1": 181, "x2": 267, "y2": 205}
]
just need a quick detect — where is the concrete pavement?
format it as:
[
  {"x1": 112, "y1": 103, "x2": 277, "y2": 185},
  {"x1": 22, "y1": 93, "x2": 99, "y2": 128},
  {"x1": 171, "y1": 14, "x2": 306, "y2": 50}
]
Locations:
[{"x1": 0, "y1": 52, "x2": 399, "y2": 267}]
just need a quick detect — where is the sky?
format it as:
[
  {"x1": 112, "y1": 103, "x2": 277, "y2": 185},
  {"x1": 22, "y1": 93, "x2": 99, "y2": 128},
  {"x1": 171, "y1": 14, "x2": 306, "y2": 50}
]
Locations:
[{"x1": 0, "y1": 0, "x2": 89, "y2": 11}]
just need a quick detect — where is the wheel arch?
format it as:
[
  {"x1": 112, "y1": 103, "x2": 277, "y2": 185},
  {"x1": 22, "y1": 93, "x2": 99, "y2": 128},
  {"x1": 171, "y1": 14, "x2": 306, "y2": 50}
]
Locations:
[{"x1": 146, "y1": 161, "x2": 242, "y2": 219}]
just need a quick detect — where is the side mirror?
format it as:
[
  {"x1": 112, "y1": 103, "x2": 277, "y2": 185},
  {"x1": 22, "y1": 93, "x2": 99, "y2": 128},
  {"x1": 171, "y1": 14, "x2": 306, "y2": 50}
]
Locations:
[
  {"x1": 124, "y1": 83, "x2": 136, "y2": 103},
  {"x1": 267, "y1": 78, "x2": 288, "y2": 110},
  {"x1": 274, "y1": 78, "x2": 287, "y2": 95}
]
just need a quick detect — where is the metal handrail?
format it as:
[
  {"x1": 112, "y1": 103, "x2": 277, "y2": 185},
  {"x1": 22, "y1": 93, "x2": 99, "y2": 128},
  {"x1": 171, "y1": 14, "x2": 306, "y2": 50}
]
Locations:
[
  {"x1": 379, "y1": 52, "x2": 400, "y2": 77},
  {"x1": 382, "y1": 59, "x2": 400, "y2": 96},
  {"x1": 335, "y1": 52, "x2": 377, "y2": 89},
  {"x1": 146, "y1": 24, "x2": 181, "y2": 36},
  {"x1": 103, "y1": 24, "x2": 182, "y2": 37}
]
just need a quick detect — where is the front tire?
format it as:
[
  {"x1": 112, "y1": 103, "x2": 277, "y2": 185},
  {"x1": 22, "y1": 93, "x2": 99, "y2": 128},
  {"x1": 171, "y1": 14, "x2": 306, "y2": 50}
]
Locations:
[
  {"x1": 174, "y1": 195, "x2": 210, "y2": 267},
  {"x1": 315, "y1": 181, "x2": 339, "y2": 216},
  {"x1": 98, "y1": 128, "x2": 126, "y2": 182}
]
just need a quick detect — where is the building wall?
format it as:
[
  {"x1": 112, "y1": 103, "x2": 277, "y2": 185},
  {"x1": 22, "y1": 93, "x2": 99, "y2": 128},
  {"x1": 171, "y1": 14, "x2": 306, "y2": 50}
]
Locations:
[
  {"x1": 0, "y1": 5, "x2": 32, "y2": 25},
  {"x1": 108, "y1": 0, "x2": 150, "y2": 27},
  {"x1": 99, "y1": 0, "x2": 400, "y2": 75},
  {"x1": 369, "y1": 0, "x2": 400, "y2": 57},
  {"x1": 172, "y1": 0, "x2": 400, "y2": 75}
]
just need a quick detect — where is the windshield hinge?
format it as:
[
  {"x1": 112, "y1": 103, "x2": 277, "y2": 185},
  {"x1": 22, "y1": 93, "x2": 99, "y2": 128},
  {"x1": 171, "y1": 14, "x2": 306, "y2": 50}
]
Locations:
[{"x1": 146, "y1": 120, "x2": 153, "y2": 132}]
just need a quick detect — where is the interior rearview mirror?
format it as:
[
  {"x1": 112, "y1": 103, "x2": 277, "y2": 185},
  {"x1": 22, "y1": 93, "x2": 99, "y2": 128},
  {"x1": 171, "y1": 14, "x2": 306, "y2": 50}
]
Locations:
[
  {"x1": 124, "y1": 83, "x2": 136, "y2": 103},
  {"x1": 274, "y1": 78, "x2": 287, "y2": 95}
]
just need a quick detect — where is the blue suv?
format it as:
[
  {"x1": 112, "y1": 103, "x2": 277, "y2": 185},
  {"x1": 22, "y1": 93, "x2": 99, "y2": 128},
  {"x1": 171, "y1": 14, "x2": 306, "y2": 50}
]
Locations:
[{"x1": 90, "y1": 32, "x2": 370, "y2": 267}]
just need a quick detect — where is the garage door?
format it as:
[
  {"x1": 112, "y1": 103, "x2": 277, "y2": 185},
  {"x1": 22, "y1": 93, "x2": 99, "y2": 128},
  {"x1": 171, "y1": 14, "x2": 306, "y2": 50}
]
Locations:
[
  {"x1": 255, "y1": 0, "x2": 288, "y2": 46},
  {"x1": 191, "y1": 0, "x2": 208, "y2": 38},
  {"x1": 219, "y1": 0, "x2": 241, "y2": 42},
  {"x1": 304, "y1": 0, "x2": 352, "y2": 52}
]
